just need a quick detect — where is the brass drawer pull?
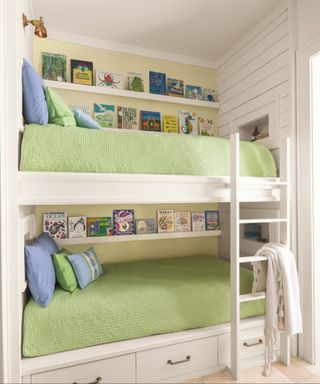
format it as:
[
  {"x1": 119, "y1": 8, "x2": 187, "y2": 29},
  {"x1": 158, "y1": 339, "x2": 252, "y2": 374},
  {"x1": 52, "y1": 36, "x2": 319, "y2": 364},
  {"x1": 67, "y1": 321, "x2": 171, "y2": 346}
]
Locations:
[
  {"x1": 73, "y1": 377, "x2": 102, "y2": 384},
  {"x1": 167, "y1": 355, "x2": 191, "y2": 365},
  {"x1": 243, "y1": 339, "x2": 263, "y2": 347}
]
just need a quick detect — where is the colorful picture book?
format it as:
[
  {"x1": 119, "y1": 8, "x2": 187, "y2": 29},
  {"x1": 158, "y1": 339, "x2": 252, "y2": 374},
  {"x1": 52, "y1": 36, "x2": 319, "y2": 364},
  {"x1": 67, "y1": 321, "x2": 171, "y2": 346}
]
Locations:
[
  {"x1": 71, "y1": 59, "x2": 93, "y2": 85},
  {"x1": 117, "y1": 107, "x2": 138, "y2": 129},
  {"x1": 87, "y1": 217, "x2": 112, "y2": 237},
  {"x1": 113, "y1": 209, "x2": 135, "y2": 235},
  {"x1": 199, "y1": 117, "x2": 215, "y2": 136},
  {"x1": 191, "y1": 213, "x2": 206, "y2": 232},
  {"x1": 127, "y1": 72, "x2": 144, "y2": 92},
  {"x1": 157, "y1": 209, "x2": 174, "y2": 233},
  {"x1": 185, "y1": 85, "x2": 203, "y2": 100},
  {"x1": 203, "y1": 88, "x2": 216, "y2": 102},
  {"x1": 140, "y1": 111, "x2": 161, "y2": 132},
  {"x1": 163, "y1": 115, "x2": 179, "y2": 133},
  {"x1": 179, "y1": 111, "x2": 198, "y2": 135},
  {"x1": 93, "y1": 103, "x2": 115, "y2": 128},
  {"x1": 70, "y1": 105, "x2": 90, "y2": 115},
  {"x1": 205, "y1": 211, "x2": 220, "y2": 231},
  {"x1": 167, "y1": 78, "x2": 184, "y2": 97},
  {"x1": 68, "y1": 216, "x2": 87, "y2": 238},
  {"x1": 135, "y1": 219, "x2": 156, "y2": 234},
  {"x1": 96, "y1": 71, "x2": 123, "y2": 89},
  {"x1": 43, "y1": 212, "x2": 67, "y2": 239},
  {"x1": 42, "y1": 52, "x2": 67, "y2": 82},
  {"x1": 174, "y1": 212, "x2": 191, "y2": 232},
  {"x1": 149, "y1": 71, "x2": 166, "y2": 95},
  {"x1": 244, "y1": 223, "x2": 262, "y2": 240}
]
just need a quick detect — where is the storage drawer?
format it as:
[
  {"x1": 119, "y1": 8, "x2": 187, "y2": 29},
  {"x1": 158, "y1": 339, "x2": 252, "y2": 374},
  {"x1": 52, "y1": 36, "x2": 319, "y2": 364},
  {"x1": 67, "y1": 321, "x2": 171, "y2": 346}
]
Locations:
[
  {"x1": 219, "y1": 326, "x2": 265, "y2": 365},
  {"x1": 137, "y1": 336, "x2": 217, "y2": 383},
  {"x1": 31, "y1": 354, "x2": 135, "y2": 384}
]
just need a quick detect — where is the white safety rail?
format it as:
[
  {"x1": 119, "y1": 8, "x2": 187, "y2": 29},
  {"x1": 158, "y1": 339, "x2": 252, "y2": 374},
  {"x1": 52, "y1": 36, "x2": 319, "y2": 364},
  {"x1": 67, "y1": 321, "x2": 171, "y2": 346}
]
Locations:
[{"x1": 229, "y1": 133, "x2": 291, "y2": 379}]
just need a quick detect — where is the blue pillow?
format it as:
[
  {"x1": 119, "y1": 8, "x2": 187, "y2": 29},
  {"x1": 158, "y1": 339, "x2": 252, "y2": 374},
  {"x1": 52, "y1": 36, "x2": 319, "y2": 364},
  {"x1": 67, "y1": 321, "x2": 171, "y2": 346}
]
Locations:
[
  {"x1": 22, "y1": 58, "x2": 49, "y2": 124},
  {"x1": 68, "y1": 247, "x2": 103, "y2": 288},
  {"x1": 25, "y1": 233, "x2": 57, "y2": 307},
  {"x1": 73, "y1": 109, "x2": 101, "y2": 129},
  {"x1": 37, "y1": 232, "x2": 59, "y2": 255}
]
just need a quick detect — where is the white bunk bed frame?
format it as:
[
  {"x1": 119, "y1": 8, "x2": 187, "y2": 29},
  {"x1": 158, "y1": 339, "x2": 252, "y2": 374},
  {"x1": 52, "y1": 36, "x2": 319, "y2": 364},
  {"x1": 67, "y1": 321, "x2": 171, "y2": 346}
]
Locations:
[{"x1": 18, "y1": 133, "x2": 291, "y2": 383}]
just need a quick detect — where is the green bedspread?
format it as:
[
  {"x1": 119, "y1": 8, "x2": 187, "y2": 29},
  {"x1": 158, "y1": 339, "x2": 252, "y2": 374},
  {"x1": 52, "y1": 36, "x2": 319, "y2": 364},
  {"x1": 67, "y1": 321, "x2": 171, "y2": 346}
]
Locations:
[
  {"x1": 23, "y1": 256, "x2": 264, "y2": 357},
  {"x1": 20, "y1": 124, "x2": 276, "y2": 176}
]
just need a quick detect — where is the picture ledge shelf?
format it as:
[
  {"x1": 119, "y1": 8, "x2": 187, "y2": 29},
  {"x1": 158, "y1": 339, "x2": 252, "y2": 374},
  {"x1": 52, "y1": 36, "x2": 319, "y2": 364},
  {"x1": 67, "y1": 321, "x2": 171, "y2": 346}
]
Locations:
[
  {"x1": 55, "y1": 230, "x2": 221, "y2": 246},
  {"x1": 44, "y1": 80, "x2": 220, "y2": 109}
]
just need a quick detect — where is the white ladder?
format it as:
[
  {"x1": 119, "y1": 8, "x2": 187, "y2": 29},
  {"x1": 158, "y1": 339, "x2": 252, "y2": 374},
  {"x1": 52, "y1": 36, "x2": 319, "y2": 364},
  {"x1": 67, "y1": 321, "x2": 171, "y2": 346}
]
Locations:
[{"x1": 229, "y1": 133, "x2": 291, "y2": 379}]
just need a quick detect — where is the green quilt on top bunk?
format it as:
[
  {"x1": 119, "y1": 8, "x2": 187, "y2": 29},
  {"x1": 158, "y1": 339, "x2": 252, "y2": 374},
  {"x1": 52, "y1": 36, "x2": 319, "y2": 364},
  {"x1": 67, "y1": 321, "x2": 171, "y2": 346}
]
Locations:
[
  {"x1": 20, "y1": 124, "x2": 276, "y2": 176},
  {"x1": 23, "y1": 256, "x2": 264, "y2": 357}
]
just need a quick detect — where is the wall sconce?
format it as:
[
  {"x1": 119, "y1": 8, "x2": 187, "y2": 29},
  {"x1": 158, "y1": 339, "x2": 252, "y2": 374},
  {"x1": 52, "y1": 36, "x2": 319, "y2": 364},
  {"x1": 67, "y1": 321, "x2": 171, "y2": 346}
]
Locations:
[{"x1": 23, "y1": 14, "x2": 47, "y2": 38}]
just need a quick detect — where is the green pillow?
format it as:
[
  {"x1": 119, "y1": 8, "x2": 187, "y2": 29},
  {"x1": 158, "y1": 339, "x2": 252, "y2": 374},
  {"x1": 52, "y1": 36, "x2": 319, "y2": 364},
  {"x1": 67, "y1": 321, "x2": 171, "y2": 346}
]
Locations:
[
  {"x1": 52, "y1": 249, "x2": 78, "y2": 292},
  {"x1": 45, "y1": 87, "x2": 77, "y2": 127}
]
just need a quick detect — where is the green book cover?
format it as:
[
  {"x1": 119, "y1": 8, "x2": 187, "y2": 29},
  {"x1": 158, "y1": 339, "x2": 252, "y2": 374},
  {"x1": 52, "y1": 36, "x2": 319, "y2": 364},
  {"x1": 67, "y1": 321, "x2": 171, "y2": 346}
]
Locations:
[{"x1": 42, "y1": 52, "x2": 67, "y2": 82}]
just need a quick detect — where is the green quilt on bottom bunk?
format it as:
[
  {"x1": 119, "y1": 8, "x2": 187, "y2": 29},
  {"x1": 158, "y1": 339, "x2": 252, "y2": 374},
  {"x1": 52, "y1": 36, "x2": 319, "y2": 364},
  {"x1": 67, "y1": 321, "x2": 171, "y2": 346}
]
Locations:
[
  {"x1": 23, "y1": 256, "x2": 264, "y2": 357},
  {"x1": 20, "y1": 124, "x2": 276, "y2": 176}
]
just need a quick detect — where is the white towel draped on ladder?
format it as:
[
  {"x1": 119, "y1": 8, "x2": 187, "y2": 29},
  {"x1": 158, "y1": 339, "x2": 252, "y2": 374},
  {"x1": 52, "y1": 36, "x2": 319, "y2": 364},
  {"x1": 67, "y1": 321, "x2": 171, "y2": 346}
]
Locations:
[{"x1": 252, "y1": 243, "x2": 302, "y2": 376}]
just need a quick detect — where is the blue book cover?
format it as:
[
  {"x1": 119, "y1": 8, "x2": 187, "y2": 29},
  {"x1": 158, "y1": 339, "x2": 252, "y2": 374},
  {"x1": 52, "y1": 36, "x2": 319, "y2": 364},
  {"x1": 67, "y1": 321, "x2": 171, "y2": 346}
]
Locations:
[
  {"x1": 140, "y1": 111, "x2": 161, "y2": 131},
  {"x1": 185, "y1": 85, "x2": 203, "y2": 100},
  {"x1": 149, "y1": 71, "x2": 166, "y2": 95},
  {"x1": 113, "y1": 209, "x2": 135, "y2": 235},
  {"x1": 205, "y1": 210, "x2": 220, "y2": 230}
]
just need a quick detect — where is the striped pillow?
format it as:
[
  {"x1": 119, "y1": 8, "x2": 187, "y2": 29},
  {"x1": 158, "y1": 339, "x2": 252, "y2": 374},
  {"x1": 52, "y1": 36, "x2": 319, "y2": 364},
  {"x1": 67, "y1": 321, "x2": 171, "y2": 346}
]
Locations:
[{"x1": 68, "y1": 247, "x2": 104, "y2": 288}]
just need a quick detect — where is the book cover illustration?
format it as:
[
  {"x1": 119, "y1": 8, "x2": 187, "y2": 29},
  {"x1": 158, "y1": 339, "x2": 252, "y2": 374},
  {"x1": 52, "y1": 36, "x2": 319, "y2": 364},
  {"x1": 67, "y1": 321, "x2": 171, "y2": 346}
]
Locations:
[
  {"x1": 127, "y1": 72, "x2": 144, "y2": 92},
  {"x1": 70, "y1": 105, "x2": 90, "y2": 115},
  {"x1": 94, "y1": 103, "x2": 115, "y2": 128},
  {"x1": 68, "y1": 216, "x2": 87, "y2": 238},
  {"x1": 113, "y1": 210, "x2": 135, "y2": 235},
  {"x1": 167, "y1": 78, "x2": 184, "y2": 97},
  {"x1": 157, "y1": 209, "x2": 174, "y2": 233},
  {"x1": 117, "y1": 107, "x2": 138, "y2": 129},
  {"x1": 149, "y1": 71, "x2": 166, "y2": 95},
  {"x1": 179, "y1": 111, "x2": 198, "y2": 135},
  {"x1": 96, "y1": 71, "x2": 123, "y2": 89},
  {"x1": 135, "y1": 219, "x2": 156, "y2": 234},
  {"x1": 205, "y1": 210, "x2": 220, "y2": 230},
  {"x1": 42, "y1": 52, "x2": 67, "y2": 82},
  {"x1": 87, "y1": 217, "x2": 112, "y2": 237},
  {"x1": 163, "y1": 115, "x2": 179, "y2": 134},
  {"x1": 199, "y1": 117, "x2": 216, "y2": 137},
  {"x1": 203, "y1": 88, "x2": 216, "y2": 102},
  {"x1": 71, "y1": 59, "x2": 93, "y2": 85},
  {"x1": 43, "y1": 212, "x2": 67, "y2": 239},
  {"x1": 191, "y1": 213, "x2": 205, "y2": 232},
  {"x1": 174, "y1": 212, "x2": 191, "y2": 232},
  {"x1": 140, "y1": 111, "x2": 161, "y2": 132},
  {"x1": 185, "y1": 85, "x2": 203, "y2": 100}
]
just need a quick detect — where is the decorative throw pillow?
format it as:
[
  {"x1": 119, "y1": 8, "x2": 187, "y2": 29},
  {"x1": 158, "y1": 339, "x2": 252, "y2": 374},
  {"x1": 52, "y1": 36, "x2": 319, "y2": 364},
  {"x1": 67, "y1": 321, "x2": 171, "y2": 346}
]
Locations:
[
  {"x1": 52, "y1": 249, "x2": 78, "y2": 292},
  {"x1": 45, "y1": 87, "x2": 77, "y2": 127},
  {"x1": 22, "y1": 58, "x2": 49, "y2": 124},
  {"x1": 68, "y1": 247, "x2": 104, "y2": 288},
  {"x1": 73, "y1": 109, "x2": 101, "y2": 129}
]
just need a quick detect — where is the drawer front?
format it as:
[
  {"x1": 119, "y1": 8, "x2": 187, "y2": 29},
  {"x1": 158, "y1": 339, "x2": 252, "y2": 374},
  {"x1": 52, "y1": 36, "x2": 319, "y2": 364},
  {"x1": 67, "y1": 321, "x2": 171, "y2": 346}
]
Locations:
[
  {"x1": 31, "y1": 354, "x2": 135, "y2": 384},
  {"x1": 137, "y1": 336, "x2": 217, "y2": 383}
]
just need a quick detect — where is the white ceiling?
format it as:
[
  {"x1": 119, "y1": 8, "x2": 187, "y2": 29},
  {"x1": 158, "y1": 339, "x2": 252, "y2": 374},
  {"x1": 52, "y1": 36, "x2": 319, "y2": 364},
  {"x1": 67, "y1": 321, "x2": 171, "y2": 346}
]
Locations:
[{"x1": 32, "y1": 0, "x2": 283, "y2": 65}]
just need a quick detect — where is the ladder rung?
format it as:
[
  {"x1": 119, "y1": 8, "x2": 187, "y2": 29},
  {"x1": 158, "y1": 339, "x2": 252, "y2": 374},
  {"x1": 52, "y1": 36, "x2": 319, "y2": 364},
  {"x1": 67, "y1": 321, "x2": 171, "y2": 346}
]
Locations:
[
  {"x1": 239, "y1": 255, "x2": 268, "y2": 263},
  {"x1": 239, "y1": 218, "x2": 287, "y2": 224},
  {"x1": 240, "y1": 292, "x2": 266, "y2": 302},
  {"x1": 239, "y1": 181, "x2": 288, "y2": 186}
]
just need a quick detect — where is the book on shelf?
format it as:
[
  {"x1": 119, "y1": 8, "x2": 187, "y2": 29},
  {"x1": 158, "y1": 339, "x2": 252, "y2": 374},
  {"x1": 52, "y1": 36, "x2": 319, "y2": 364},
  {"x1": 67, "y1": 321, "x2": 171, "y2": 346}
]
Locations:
[
  {"x1": 203, "y1": 88, "x2": 216, "y2": 102},
  {"x1": 70, "y1": 105, "x2": 90, "y2": 115},
  {"x1": 185, "y1": 85, "x2": 203, "y2": 100},
  {"x1": 205, "y1": 210, "x2": 220, "y2": 231},
  {"x1": 174, "y1": 212, "x2": 191, "y2": 232},
  {"x1": 162, "y1": 115, "x2": 179, "y2": 134},
  {"x1": 167, "y1": 78, "x2": 184, "y2": 97},
  {"x1": 87, "y1": 217, "x2": 112, "y2": 237},
  {"x1": 113, "y1": 210, "x2": 135, "y2": 235},
  {"x1": 93, "y1": 103, "x2": 115, "y2": 128},
  {"x1": 42, "y1": 52, "x2": 67, "y2": 82},
  {"x1": 71, "y1": 59, "x2": 93, "y2": 85},
  {"x1": 117, "y1": 107, "x2": 138, "y2": 129},
  {"x1": 199, "y1": 117, "x2": 215, "y2": 136},
  {"x1": 178, "y1": 111, "x2": 198, "y2": 135},
  {"x1": 127, "y1": 72, "x2": 144, "y2": 92},
  {"x1": 157, "y1": 209, "x2": 174, "y2": 233},
  {"x1": 43, "y1": 212, "x2": 67, "y2": 239},
  {"x1": 149, "y1": 71, "x2": 166, "y2": 95},
  {"x1": 191, "y1": 213, "x2": 206, "y2": 232},
  {"x1": 140, "y1": 111, "x2": 161, "y2": 132},
  {"x1": 135, "y1": 219, "x2": 156, "y2": 234},
  {"x1": 96, "y1": 71, "x2": 123, "y2": 89},
  {"x1": 68, "y1": 216, "x2": 87, "y2": 238}
]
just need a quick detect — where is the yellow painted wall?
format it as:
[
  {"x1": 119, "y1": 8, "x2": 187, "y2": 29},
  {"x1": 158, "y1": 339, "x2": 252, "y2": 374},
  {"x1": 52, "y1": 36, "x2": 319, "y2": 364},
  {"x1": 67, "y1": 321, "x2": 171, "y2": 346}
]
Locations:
[{"x1": 33, "y1": 39, "x2": 219, "y2": 263}]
